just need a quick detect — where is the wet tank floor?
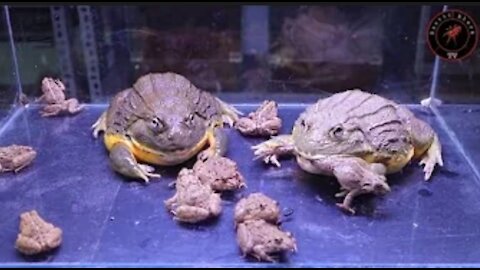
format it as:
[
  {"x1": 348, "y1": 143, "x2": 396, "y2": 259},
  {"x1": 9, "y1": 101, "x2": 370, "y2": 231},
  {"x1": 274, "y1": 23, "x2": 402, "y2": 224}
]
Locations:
[{"x1": 0, "y1": 104, "x2": 479, "y2": 267}]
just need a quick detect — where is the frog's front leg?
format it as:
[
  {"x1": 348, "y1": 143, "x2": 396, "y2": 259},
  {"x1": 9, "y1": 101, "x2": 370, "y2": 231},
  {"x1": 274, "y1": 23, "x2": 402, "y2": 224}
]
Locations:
[
  {"x1": 198, "y1": 127, "x2": 228, "y2": 160},
  {"x1": 252, "y1": 135, "x2": 295, "y2": 167},
  {"x1": 91, "y1": 112, "x2": 107, "y2": 138},
  {"x1": 109, "y1": 142, "x2": 161, "y2": 183},
  {"x1": 216, "y1": 97, "x2": 243, "y2": 127},
  {"x1": 408, "y1": 117, "x2": 444, "y2": 181}
]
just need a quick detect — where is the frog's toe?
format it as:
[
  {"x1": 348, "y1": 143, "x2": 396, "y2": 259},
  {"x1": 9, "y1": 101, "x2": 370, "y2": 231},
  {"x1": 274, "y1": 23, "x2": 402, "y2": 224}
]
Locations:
[
  {"x1": 419, "y1": 152, "x2": 442, "y2": 181},
  {"x1": 132, "y1": 166, "x2": 161, "y2": 183},
  {"x1": 265, "y1": 155, "x2": 281, "y2": 167},
  {"x1": 198, "y1": 149, "x2": 215, "y2": 161},
  {"x1": 138, "y1": 164, "x2": 156, "y2": 173},
  {"x1": 336, "y1": 203, "x2": 356, "y2": 215},
  {"x1": 252, "y1": 143, "x2": 281, "y2": 167},
  {"x1": 418, "y1": 134, "x2": 443, "y2": 181},
  {"x1": 138, "y1": 164, "x2": 161, "y2": 182},
  {"x1": 222, "y1": 114, "x2": 236, "y2": 128},
  {"x1": 109, "y1": 142, "x2": 161, "y2": 183}
]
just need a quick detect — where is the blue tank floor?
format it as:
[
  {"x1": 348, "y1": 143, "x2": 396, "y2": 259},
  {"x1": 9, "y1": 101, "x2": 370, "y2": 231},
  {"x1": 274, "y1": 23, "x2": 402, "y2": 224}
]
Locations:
[{"x1": 0, "y1": 104, "x2": 479, "y2": 267}]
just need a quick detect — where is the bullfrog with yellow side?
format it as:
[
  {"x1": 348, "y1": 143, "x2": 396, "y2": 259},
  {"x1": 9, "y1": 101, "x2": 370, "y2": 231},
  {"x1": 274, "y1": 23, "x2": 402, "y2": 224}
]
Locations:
[
  {"x1": 253, "y1": 89, "x2": 443, "y2": 214},
  {"x1": 92, "y1": 72, "x2": 241, "y2": 182}
]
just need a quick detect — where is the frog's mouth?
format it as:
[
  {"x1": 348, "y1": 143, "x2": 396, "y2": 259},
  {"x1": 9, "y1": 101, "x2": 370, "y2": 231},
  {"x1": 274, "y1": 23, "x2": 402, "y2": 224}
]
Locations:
[{"x1": 130, "y1": 133, "x2": 209, "y2": 166}]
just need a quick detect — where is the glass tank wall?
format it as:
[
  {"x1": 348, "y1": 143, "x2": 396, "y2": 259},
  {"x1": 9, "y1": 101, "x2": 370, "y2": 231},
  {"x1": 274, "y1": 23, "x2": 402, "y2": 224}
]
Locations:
[
  {"x1": 0, "y1": 4, "x2": 479, "y2": 267},
  {"x1": 0, "y1": 7, "x2": 19, "y2": 126}
]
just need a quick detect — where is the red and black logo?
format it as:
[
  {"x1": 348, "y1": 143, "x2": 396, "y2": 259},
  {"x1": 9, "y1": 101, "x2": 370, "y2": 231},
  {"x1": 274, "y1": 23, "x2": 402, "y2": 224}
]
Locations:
[{"x1": 427, "y1": 9, "x2": 478, "y2": 61}]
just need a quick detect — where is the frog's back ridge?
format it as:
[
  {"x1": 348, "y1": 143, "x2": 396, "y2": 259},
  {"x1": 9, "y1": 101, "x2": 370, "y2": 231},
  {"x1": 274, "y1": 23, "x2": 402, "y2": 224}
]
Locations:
[{"x1": 307, "y1": 89, "x2": 410, "y2": 148}]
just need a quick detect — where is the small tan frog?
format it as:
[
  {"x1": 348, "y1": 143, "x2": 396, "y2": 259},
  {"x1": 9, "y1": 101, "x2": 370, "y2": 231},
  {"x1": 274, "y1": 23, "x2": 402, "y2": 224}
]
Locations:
[
  {"x1": 236, "y1": 219, "x2": 297, "y2": 262},
  {"x1": 0, "y1": 145, "x2": 36, "y2": 173},
  {"x1": 234, "y1": 193, "x2": 281, "y2": 225},
  {"x1": 164, "y1": 168, "x2": 222, "y2": 223},
  {"x1": 39, "y1": 77, "x2": 84, "y2": 117},
  {"x1": 235, "y1": 100, "x2": 282, "y2": 137},
  {"x1": 15, "y1": 210, "x2": 63, "y2": 255},
  {"x1": 192, "y1": 156, "x2": 246, "y2": 192}
]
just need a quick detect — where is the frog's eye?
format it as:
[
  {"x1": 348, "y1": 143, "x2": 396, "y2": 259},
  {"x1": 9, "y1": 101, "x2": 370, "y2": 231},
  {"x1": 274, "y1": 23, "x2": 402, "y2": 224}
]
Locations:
[
  {"x1": 150, "y1": 118, "x2": 164, "y2": 130},
  {"x1": 330, "y1": 126, "x2": 344, "y2": 139},
  {"x1": 361, "y1": 182, "x2": 372, "y2": 190},
  {"x1": 185, "y1": 114, "x2": 195, "y2": 122}
]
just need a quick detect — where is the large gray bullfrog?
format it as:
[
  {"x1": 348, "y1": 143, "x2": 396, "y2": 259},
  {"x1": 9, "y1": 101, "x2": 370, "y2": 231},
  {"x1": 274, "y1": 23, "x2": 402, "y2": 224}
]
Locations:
[
  {"x1": 92, "y1": 72, "x2": 241, "y2": 182},
  {"x1": 253, "y1": 89, "x2": 443, "y2": 214}
]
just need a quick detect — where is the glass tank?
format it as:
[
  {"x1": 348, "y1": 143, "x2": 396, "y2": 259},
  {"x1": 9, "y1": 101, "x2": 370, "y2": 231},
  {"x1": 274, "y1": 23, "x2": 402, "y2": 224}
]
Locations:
[{"x1": 1, "y1": 4, "x2": 479, "y2": 267}]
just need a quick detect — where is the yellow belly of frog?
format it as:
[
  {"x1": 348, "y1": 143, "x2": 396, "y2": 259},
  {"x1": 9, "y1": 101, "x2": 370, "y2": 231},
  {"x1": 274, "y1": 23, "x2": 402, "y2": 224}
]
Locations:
[
  {"x1": 363, "y1": 146, "x2": 415, "y2": 174},
  {"x1": 103, "y1": 130, "x2": 212, "y2": 166}
]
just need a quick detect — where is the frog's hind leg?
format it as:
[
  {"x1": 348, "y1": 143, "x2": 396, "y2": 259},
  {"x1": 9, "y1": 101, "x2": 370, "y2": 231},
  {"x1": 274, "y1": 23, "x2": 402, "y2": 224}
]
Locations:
[
  {"x1": 251, "y1": 135, "x2": 295, "y2": 167},
  {"x1": 109, "y1": 142, "x2": 161, "y2": 183},
  {"x1": 216, "y1": 97, "x2": 243, "y2": 127},
  {"x1": 91, "y1": 111, "x2": 107, "y2": 138}
]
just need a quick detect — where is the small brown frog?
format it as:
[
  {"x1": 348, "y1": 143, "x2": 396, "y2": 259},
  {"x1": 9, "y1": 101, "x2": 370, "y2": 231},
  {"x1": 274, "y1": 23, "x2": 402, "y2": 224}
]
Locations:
[
  {"x1": 15, "y1": 210, "x2": 63, "y2": 255},
  {"x1": 164, "y1": 168, "x2": 222, "y2": 223},
  {"x1": 236, "y1": 219, "x2": 297, "y2": 262},
  {"x1": 0, "y1": 145, "x2": 36, "y2": 173},
  {"x1": 234, "y1": 193, "x2": 280, "y2": 225},
  {"x1": 332, "y1": 159, "x2": 390, "y2": 214},
  {"x1": 192, "y1": 156, "x2": 246, "y2": 192},
  {"x1": 39, "y1": 77, "x2": 84, "y2": 117},
  {"x1": 235, "y1": 100, "x2": 282, "y2": 137}
]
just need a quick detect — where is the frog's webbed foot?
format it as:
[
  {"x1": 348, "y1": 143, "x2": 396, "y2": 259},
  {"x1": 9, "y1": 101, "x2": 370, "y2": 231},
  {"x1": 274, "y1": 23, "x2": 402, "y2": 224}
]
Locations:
[
  {"x1": 419, "y1": 134, "x2": 443, "y2": 181},
  {"x1": 252, "y1": 135, "x2": 294, "y2": 167},
  {"x1": 91, "y1": 112, "x2": 107, "y2": 138},
  {"x1": 216, "y1": 97, "x2": 243, "y2": 127},
  {"x1": 109, "y1": 142, "x2": 161, "y2": 183}
]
